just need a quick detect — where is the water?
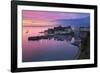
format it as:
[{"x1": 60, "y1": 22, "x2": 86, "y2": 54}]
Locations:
[{"x1": 22, "y1": 27, "x2": 80, "y2": 62}]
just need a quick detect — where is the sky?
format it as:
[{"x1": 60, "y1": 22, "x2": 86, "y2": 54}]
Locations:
[{"x1": 22, "y1": 10, "x2": 90, "y2": 27}]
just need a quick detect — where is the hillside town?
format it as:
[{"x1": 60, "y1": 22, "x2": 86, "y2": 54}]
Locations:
[{"x1": 28, "y1": 25, "x2": 89, "y2": 42}]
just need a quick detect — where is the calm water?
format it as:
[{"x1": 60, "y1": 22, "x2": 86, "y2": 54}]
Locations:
[{"x1": 22, "y1": 27, "x2": 80, "y2": 62}]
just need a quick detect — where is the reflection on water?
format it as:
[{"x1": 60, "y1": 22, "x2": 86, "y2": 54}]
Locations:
[{"x1": 22, "y1": 27, "x2": 80, "y2": 62}]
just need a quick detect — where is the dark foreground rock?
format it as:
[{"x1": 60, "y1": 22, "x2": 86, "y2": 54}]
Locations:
[{"x1": 78, "y1": 32, "x2": 90, "y2": 59}]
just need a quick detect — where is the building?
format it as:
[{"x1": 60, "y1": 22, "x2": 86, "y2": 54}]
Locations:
[
  {"x1": 44, "y1": 26, "x2": 73, "y2": 35},
  {"x1": 79, "y1": 27, "x2": 90, "y2": 32}
]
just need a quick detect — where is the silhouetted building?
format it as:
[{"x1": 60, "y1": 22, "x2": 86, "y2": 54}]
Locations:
[
  {"x1": 44, "y1": 26, "x2": 73, "y2": 35},
  {"x1": 79, "y1": 27, "x2": 90, "y2": 32}
]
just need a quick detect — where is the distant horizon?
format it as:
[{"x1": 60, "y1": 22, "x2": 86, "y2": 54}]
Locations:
[{"x1": 23, "y1": 25, "x2": 90, "y2": 27}]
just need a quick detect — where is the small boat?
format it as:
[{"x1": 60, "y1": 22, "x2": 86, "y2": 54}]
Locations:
[
  {"x1": 71, "y1": 37, "x2": 81, "y2": 47},
  {"x1": 70, "y1": 37, "x2": 75, "y2": 43}
]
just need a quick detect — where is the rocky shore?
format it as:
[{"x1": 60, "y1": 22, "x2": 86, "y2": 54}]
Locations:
[{"x1": 78, "y1": 32, "x2": 90, "y2": 59}]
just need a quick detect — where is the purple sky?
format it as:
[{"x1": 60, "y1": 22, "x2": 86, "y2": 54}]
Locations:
[{"x1": 22, "y1": 10, "x2": 90, "y2": 26}]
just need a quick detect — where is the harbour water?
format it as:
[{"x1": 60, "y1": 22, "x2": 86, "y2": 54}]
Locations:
[{"x1": 22, "y1": 27, "x2": 80, "y2": 62}]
